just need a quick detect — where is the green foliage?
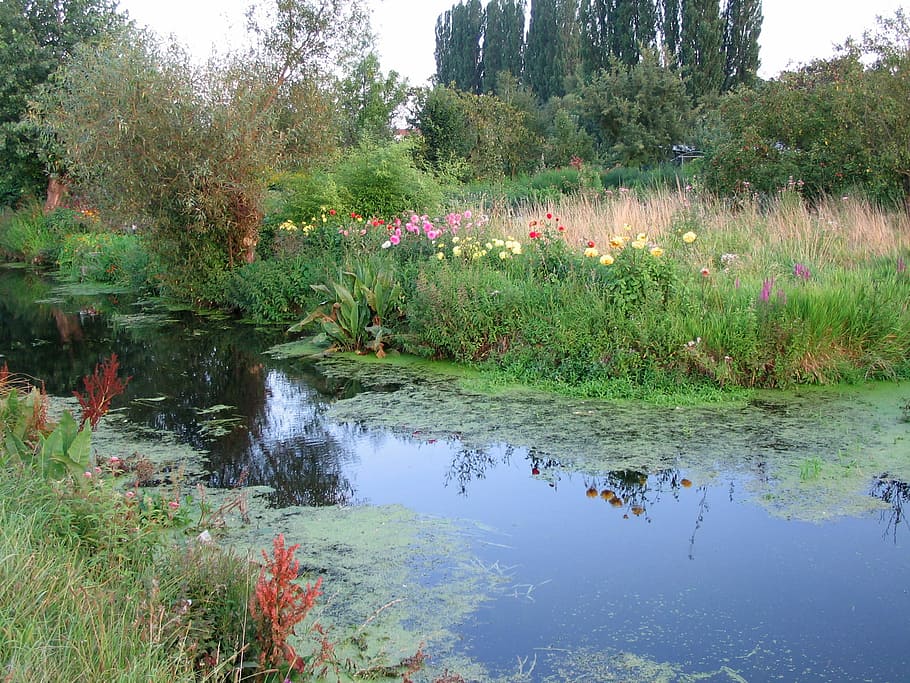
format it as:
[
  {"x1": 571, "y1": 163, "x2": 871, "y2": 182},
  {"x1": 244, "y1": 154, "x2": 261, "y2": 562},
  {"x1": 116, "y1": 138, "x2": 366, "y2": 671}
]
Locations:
[
  {"x1": 524, "y1": 0, "x2": 578, "y2": 101},
  {"x1": 57, "y1": 231, "x2": 150, "y2": 288},
  {"x1": 266, "y1": 170, "x2": 344, "y2": 228},
  {"x1": 434, "y1": 0, "x2": 484, "y2": 93},
  {"x1": 405, "y1": 261, "x2": 526, "y2": 362},
  {"x1": 703, "y1": 43, "x2": 910, "y2": 204},
  {"x1": 226, "y1": 257, "x2": 322, "y2": 324},
  {"x1": 0, "y1": 0, "x2": 124, "y2": 206},
  {"x1": 335, "y1": 52, "x2": 409, "y2": 146},
  {"x1": 335, "y1": 141, "x2": 442, "y2": 218},
  {"x1": 36, "y1": 0, "x2": 367, "y2": 300},
  {"x1": 414, "y1": 86, "x2": 541, "y2": 181},
  {"x1": 480, "y1": 0, "x2": 526, "y2": 93},
  {"x1": 580, "y1": 51, "x2": 692, "y2": 166},
  {"x1": 680, "y1": 0, "x2": 725, "y2": 100},
  {"x1": 291, "y1": 257, "x2": 403, "y2": 355},
  {"x1": 598, "y1": 242, "x2": 677, "y2": 312}
]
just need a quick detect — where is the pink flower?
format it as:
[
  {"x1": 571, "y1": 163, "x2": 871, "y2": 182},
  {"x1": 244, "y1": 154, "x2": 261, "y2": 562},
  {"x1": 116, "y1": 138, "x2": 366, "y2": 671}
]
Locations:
[
  {"x1": 125, "y1": 490, "x2": 136, "y2": 500},
  {"x1": 464, "y1": 210, "x2": 472, "y2": 219},
  {"x1": 390, "y1": 234, "x2": 400, "y2": 245},
  {"x1": 83, "y1": 471, "x2": 92, "y2": 479},
  {"x1": 168, "y1": 501, "x2": 180, "y2": 510}
]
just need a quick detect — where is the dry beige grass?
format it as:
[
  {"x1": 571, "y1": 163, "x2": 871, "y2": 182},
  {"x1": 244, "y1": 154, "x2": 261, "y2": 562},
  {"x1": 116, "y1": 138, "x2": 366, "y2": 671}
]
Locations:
[{"x1": 484, "y1": 191, "x2": 910, "y2": 276}]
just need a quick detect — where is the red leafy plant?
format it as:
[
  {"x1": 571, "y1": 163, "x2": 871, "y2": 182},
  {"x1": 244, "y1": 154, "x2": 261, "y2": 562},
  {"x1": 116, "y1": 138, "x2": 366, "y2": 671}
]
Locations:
[
  {"x1": 249, "y1": 533, "x2": 332, "y2": 676},
  {"x1": 73, "y1": 354, "x2": 130, "y2": 430}
]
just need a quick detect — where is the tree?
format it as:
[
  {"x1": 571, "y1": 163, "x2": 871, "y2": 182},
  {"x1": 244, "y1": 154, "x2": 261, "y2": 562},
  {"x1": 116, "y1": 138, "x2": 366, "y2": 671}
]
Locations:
[
  {"x1": 335, "y1": 53, "x2": 409, "y2": 145},
  {"x1": 680, "y1": 0, "x2": 724, "y2": 100},
  {"x1": 434, "y1": 0, "x2": 483, "y2": 92},
  {"x1": 0, "y1": 0, "x2": 123, "y2": 207},
  {"x1": 36, "y1": 0, "x2": 367, "y2": 300},
  {"x1": 659, "y1": 0, "x2": 682, "y2": 65},
  {"x1": 579, "y1": 0, "x2": 612, "y2": 76},
  {"x1": 610, "y1": 0, "x2": 658, "y2": 66},
  {"x1": 525, "y1": 0, "x2": 580, "y2": 101},
  {"x1": 579, "y1": 49, "x2": 691, "y2": 165},
  {"x1": 480, "y1": 0, "x2": 526, "y2": 93},
  {"x1": 722, "y1": 0, "x2": 762, "y2": 90}
]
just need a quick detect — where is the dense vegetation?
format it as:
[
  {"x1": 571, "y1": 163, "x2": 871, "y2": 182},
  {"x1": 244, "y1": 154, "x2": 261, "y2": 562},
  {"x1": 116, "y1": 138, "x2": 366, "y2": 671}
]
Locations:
[{"x1": 2, "y1": 1, "x2": 910, "y2": 679}]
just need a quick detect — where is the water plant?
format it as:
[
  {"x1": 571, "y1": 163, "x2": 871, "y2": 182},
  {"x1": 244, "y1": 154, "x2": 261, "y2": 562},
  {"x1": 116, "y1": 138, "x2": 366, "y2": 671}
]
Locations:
[{"x1": 290, "y1": 257, "x2": 403, "y2": 356}]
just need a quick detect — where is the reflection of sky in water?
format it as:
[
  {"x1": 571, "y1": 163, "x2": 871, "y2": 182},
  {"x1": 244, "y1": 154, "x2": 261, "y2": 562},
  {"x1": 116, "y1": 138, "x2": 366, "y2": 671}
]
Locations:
[
  {"x1": 333, "y1": 431, "x2": 910, "y2": 681},
  {"x1": 2, "y1": 268, "x2": 909, "y2": 682}
]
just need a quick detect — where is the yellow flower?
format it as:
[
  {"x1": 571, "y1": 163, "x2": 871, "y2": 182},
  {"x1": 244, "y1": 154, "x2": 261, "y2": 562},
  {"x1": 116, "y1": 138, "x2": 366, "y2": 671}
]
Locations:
[
  {"x1": 485, "y1": 242, "x2": 493, "y2": 250},
  {"x1": 649, "y1": 247, "x2": 664, "y2": 257},
  {"x1": 452, "y1": 245, "x2": 462, "y2": 257},
  {"x1": 636, "y1": 232, "x2": 647, "y2": 241},
  {"x1": 609, "y1": 235, "x2": 626, "y2": 249},
  {"x1": 584, "y1": 246, "x2": 600, "y2": 258},
  {"x1": 436, "y1": 252, "x2": 445, "y2": 260},
  {"x1": 631, "y1": 240, "x2": 646, "y2": 249},
  {"x1": 499, "y1": 250, "x2": 510, "y2": 260},
  {"x1": 493, "y1": 238, "x2": 505, "y2": 247},
  {"x1": 599, "y1": 253, "x2": 615, "y2": 266},
  {"x1": 683, "y1": 231, "x2": 697, "y2": 243}
]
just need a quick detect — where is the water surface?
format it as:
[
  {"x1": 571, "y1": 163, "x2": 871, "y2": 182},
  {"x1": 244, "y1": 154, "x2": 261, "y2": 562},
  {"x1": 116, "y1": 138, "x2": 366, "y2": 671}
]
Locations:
[{"x1": 1, "y1": 265, "x2": 908, "y2": 682}]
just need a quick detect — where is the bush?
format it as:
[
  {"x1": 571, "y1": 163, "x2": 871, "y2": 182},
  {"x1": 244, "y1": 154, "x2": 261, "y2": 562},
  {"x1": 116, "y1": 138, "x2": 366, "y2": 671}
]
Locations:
[
  {"x1": 334, "y1": 141, "x2": 443, "y2": 219},
  {"x1": 0, "y1": 203, "x2": 89, "y2": 263},
  {"x1": 57, "y1": 231, "x2": 150, "y2": 288},
  {"x1": 225, "y1": 257, "x2": 324, "y2": 324}
]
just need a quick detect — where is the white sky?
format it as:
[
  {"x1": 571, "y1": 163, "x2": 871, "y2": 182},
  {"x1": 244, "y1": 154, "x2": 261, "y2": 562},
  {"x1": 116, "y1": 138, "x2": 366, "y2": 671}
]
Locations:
[{"x1": 117, "y1": 0, "x2": 908, "y2": 83}]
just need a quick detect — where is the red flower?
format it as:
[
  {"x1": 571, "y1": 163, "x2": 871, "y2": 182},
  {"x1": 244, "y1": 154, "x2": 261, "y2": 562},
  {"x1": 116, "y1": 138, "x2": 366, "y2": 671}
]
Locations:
[
  {"x1": 529, "y1": 230, "x2": 540, "y2": 239},
  {"x1": 546, "y1": 212, "x2": 553, "y2": 220},
  {"x1": 329, "y1": 209, "x2": 336, "y2": 215},
  {"x1": 532, "y1": 467, "x2": 540, "y2": 475},
  {"x1": 587, "y1": 240, "x2": 595, "y2": 248},
  {"x1": 558, "y1": 225, "x2": 566, "y2": 232}
]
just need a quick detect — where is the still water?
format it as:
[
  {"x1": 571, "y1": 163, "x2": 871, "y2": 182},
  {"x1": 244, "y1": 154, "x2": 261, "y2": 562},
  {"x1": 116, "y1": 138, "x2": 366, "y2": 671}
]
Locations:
[{"x1": 1, "y1": 265, "x2": 908, "y2": 682}]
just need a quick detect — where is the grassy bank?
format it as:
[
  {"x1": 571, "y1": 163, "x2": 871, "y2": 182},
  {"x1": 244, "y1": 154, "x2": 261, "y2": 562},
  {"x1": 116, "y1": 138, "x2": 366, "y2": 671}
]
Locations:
[{"x1": 3, "y1": 188, "x2": 909, "y2": 398}]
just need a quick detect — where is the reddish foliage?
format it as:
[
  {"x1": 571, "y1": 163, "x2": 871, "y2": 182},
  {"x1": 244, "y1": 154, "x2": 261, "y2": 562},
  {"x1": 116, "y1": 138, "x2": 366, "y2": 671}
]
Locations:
[
  {"x1": 73, "y1": 354, "x2": 131, "y2": 430},
  {"x1": 249, "y1": 533, "x2": 324, "y2": 672}
]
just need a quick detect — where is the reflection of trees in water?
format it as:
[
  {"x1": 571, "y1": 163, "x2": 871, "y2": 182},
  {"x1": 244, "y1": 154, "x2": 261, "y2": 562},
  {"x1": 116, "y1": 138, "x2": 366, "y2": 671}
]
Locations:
[
  {"x1": 444, "y1": 444, "x2": 514, "y2": 495},
  {"x1": 870, "y1": 474, "x2": 910, "y2": 542},
  {"x1": 206, "y1": 369, "x2": 356, "y2": 508}
]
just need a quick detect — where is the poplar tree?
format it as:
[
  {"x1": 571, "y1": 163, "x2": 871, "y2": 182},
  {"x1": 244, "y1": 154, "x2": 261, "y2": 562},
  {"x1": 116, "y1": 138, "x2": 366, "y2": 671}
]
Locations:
[
  {"x1": 579, "y1": 0, "x2": 612, "y2": 76},
  {"x1": 480, "y1": 0, "x2": 526, "y2": 93},
  {"x1": 434, "y1": 0, "x2": 484, "y2": 92},
  {"x1": 659, "y1": 0, "x2": 682, "y2": 65},
  {"x1": 525, "y1": 0, "x2": 579, "y2": 101},
  {"x1": 680, "y1": 0, "x2": 724, "y2": 100},
  {"x1": 614, "y1": 0, "x2": 658, "y2": 65},
  {"x1": 435, "y1": 8, "x2": 456, "y2": 85},
  {"x1": 722, "y1": 0, "x2": 762, "y2": 90}
]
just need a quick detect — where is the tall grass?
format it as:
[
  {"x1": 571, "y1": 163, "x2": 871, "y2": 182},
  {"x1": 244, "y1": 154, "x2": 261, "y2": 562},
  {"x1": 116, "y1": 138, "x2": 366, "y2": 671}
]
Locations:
[
  {"x1": 402, "y1": 190, "x2": 910, "y2": 393},
  {"x1": 0, "y1": 472, "x2": 198, "y2": 682}
]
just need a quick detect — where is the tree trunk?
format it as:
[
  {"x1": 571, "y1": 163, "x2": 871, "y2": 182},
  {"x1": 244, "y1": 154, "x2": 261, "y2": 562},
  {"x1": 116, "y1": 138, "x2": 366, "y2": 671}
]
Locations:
[{"x1": 44, "y1": 176, "x2": 67, "y2": 213}]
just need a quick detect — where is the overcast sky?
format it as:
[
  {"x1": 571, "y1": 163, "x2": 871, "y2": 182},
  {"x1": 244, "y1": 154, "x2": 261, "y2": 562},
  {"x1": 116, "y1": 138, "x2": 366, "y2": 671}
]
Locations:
[{"x1": 117, "y1": 0, "x2": 908, "y2": 83}]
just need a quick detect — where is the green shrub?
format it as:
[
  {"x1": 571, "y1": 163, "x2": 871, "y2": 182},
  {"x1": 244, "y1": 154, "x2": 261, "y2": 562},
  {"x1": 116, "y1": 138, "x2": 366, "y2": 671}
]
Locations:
[
  {"x1": 225, "y1": 257, "x2": 323, "y2": 324},
  {"x1": 57, "y1": 231, "x2": 150, "y2": 288},
  {"x1": 334, "y1": 141, "x2": 442, "y2": 218},
  {"x1": 0, "y1": 203, "x2": 88, "y2": 263}
]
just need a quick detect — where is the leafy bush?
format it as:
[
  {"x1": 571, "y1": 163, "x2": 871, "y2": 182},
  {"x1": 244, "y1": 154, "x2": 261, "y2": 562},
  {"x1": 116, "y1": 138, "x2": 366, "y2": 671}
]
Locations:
[
  {"x1": 57, "y1": 231, "x2": 150, "y2": 288},
  {"x1": 225, "y1": 257, "x2": 323, "y2": 324},
  {"x1": 335, "y1": 141, "x2": 442, "y2": 218},
  {"x1": 0, "y1": 203, "x2": 80, "y2": 263}
]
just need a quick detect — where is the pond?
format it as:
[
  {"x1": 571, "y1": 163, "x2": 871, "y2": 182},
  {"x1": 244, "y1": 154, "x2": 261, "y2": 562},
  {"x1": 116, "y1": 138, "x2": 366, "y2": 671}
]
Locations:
[{"x1": 1, "y1": 264, "x2": 909, "y2": 682}]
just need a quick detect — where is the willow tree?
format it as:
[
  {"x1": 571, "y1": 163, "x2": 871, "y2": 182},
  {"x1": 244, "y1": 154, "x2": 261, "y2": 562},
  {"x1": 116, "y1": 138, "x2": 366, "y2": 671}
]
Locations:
[
  {"x1": 0, "y1": 0, "x2": 123, "y2": 207},
  {"x1": 36, "y1": 0, "x2": 366, "y2": 301}
]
